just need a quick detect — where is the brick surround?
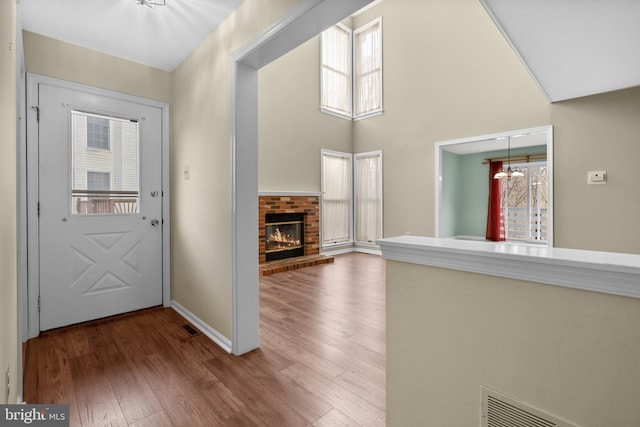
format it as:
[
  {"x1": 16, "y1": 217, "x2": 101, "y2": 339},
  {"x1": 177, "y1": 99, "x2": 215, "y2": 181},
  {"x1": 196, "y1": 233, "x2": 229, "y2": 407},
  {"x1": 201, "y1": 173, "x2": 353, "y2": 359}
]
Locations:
[{"x1": 259, "y1": 195, "x2": 320, "y2": 264}]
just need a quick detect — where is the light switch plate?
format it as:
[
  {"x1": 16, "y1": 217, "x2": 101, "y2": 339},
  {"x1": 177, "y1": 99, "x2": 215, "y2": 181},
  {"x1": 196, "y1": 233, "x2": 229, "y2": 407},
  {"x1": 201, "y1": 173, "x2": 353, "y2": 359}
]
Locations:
[{"x1": 587, "y1": 170, "x2": 606, "y2": 185}]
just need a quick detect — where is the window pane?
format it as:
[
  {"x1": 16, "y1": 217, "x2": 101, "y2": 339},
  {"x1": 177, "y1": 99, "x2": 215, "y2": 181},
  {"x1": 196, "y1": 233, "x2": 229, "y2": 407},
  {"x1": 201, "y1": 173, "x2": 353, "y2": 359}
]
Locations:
[
  {"x1": 71, "y1": 111, "x2": 140, "y2": 215},
  {"x1": 355, "y1": 153, "x2": 382, "y2": 243},
  {"x1": 503, "y1": 163, "x2": 548, "y2": 242},
  {"x1": 322, "y1": 152, "x2": 352, "y2": 244},
  {"x1": 321, "y1": 24, "x2": 352, "y2": 116},
  {"x1": 87, "y1": 171, "x2": 110, "y2": 191},
  {"x1": 87, "y1": 115, "x2": 110, "y2": 150},
  {"x1": 354, "y1": 18, "x2": 382, "y2": 117}
]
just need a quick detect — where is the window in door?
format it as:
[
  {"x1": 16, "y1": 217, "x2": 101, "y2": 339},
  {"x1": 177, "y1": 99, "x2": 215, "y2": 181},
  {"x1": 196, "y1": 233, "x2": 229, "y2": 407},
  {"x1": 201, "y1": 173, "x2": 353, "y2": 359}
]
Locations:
[{"x1": 71, "y1": 111, "x2": 140, "y2": 215}]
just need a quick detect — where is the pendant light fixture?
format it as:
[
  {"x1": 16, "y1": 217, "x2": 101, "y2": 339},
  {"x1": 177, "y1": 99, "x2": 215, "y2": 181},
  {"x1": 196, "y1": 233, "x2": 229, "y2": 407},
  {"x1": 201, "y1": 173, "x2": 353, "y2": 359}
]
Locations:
[{"x1": 494, "y1": 137, "x2": 524, "y2": 179}]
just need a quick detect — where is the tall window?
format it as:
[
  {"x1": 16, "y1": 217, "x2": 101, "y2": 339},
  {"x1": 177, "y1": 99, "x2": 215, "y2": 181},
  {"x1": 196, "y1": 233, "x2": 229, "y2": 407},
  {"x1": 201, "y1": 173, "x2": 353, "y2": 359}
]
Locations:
[
  {"x1": 321, "y1": 23, "x2": 352, "y2": 117},
  {"x1": 355, "y1": 151, "x2": 382, "y2": 243},
  {"x1": 354, "y1": 17, "x2": 383, "y2": 118},
  {"x1": 320, "y1": 17, "x2": 383, "y2": 120},
  {"x1": 321, "y1": 151, "x2": 352, "y2": 244},
  {"x1": 87, "y1": 115, "x2": 110, "y2": 150},
  {"x1": 322, "y1": 149, "x2": 383, "y2": 247},
  {"x1": 503, "y1": 163, "x2": 548, "y2": 242}
]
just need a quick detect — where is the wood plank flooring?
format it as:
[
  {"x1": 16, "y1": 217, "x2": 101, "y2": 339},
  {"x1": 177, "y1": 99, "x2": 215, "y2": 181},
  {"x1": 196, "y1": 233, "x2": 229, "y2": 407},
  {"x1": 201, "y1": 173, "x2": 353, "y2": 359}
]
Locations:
[{"x1": 23, "y1": 252, "x2": 386, "y2": 426}]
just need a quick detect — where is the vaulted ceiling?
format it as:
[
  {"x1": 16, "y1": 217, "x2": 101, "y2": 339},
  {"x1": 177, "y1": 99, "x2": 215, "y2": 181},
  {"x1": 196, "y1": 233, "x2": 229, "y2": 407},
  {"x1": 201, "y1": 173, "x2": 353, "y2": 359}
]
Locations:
[
  {"x1": 481, "y1": 0, "x2": 640, "y2": 102},
  {"x1": 20, "y1": 0, "x2": 640, "y2": 101}
]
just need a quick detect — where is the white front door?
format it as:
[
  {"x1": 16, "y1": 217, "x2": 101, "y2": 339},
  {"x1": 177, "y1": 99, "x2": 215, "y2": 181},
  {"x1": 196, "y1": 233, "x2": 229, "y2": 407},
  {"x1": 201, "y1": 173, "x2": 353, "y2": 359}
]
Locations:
[{"x1": 37, "y1": 83, "x2": 163, "y2": 331}]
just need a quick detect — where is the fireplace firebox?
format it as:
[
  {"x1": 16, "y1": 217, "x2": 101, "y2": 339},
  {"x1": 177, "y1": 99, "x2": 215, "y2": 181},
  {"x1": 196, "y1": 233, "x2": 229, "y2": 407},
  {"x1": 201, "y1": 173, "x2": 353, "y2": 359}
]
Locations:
[{"x1": 265, "y1": 213, "x2": 305, "y2": 261}]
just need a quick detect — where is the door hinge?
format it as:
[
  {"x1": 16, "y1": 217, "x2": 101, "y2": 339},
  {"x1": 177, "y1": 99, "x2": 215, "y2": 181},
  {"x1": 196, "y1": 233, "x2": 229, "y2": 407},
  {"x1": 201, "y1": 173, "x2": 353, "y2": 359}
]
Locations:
[
  {"x1": 37, "y1": 202, "x2": 40, "y2": 217},
  {"x1": 31, "y1": 105, "x2": 39, "y2": 122},
  {"x1": 38, "y1": 296, "x2": 41, "y2": 312}
]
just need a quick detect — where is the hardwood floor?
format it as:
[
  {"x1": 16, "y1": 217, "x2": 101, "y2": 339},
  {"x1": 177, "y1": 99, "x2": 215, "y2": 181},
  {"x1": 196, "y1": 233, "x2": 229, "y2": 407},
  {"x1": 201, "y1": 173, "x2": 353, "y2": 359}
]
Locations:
[{"x1": 23, "y1": 252, "x2": 386, "y2": 426}]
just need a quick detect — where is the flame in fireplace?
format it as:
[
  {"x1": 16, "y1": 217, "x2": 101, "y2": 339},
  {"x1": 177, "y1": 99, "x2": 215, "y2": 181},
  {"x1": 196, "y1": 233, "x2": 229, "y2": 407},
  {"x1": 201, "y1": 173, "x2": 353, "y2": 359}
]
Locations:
[{"x1": 269, "y1": 227, "x2": 301, "y2": 246}]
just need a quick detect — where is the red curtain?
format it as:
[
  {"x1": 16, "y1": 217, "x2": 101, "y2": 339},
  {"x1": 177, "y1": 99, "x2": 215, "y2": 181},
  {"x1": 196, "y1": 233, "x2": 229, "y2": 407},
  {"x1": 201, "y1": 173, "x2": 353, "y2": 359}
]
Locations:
[{"x1": 486, "y1": 161, "x2": 505, "y2": 241}]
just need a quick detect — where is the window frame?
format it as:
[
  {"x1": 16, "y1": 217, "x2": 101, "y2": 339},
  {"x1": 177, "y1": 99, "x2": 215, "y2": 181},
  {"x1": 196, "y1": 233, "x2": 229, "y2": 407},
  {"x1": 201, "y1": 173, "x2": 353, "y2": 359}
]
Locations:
[
  {"x1": 86, "y1": 115, "x2": 111, "y2": 151},
  {"x1": 320, "y1": 22, "x2": 353, "y2": 119},
  {"x1": 320, "y1": 17, "x2": 383, "y2": 121},
  {"x1": 354, "y1": 150, "x2": 383, "y2": 244},
  {"x1": 503, "y1": 161, "x2": 548, "y2": 243},
  {"x1": 86, "y1": 171, "x2": 112, "y2": 192},
  {"x1": 321, "y1": 149, "x2": 354, "y2": 246},
  {"x1": 353, "y1": 16, "x2": 383, "y2": 120}
]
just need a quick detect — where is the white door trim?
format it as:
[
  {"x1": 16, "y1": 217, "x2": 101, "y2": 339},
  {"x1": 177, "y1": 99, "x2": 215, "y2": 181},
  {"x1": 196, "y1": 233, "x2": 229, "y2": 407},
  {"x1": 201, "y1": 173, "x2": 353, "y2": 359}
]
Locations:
[
  {"x1": 230, "y1": 0, "x2": 373, "y2": 355},
  {"x1": 25, "y1": 73, "x2": 171, "y2": 338}
]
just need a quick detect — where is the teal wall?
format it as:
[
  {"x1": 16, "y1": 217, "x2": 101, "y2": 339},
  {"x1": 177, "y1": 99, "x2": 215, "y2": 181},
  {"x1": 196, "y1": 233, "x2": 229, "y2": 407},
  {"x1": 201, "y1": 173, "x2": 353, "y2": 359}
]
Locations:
[{"x1": 441, "y1": 145, "x2": 546, "y2": 238}]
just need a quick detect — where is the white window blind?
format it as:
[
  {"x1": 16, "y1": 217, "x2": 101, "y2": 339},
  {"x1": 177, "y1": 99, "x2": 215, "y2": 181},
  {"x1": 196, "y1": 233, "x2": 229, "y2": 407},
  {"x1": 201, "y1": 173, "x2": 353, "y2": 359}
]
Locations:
[
  {"x1": 354, "y1": 17, "x2": 382, "y2": 118},
  {"x1": 355, "y1": 151, "x2": 383, "y2": 243},
  {"x1": 321, "y1": 24, "x2": 352, "y2": 117},
  {"x1": 321, "y1": 151, "x2": 353, "y2": 244},
  {"x1": 320, "y1": 17, "x2": 382, "y2": 120}
]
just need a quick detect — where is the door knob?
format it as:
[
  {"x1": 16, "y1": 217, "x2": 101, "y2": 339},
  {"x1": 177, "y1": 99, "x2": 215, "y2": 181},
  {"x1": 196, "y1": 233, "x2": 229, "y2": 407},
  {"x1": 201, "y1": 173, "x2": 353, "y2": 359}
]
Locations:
[{"x1": 151, "y1": 218, "x2": 159, "y2": 227}]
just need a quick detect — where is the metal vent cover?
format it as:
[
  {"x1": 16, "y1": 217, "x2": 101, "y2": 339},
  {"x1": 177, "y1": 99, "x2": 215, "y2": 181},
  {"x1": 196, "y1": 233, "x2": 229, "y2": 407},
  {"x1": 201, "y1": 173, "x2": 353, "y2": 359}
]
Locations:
[{"x1": 481, "y1": 386, "x2": 577, "y2": 427}]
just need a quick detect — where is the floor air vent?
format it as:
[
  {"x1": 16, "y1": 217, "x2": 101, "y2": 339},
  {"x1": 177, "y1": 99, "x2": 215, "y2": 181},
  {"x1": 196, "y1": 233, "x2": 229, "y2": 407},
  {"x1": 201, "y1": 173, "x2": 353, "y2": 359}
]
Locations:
[
  {"x1": 481, "y1": 387, "x2": 577, "y2": 427},
  {"x1": 182, "y1": 324, "x2": 199, "y2": 336}
]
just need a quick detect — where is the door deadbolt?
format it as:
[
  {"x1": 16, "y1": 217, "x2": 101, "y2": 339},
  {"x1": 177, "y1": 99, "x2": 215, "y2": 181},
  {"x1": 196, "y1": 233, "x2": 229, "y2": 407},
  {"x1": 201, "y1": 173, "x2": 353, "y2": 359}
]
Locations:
[{"x1": 150, "y1": 218, "x2": 159, "y2": 227}]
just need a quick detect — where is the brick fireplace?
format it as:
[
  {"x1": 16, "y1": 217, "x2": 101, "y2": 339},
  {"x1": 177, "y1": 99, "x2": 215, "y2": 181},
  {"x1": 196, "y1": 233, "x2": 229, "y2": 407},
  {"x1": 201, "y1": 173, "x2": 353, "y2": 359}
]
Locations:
[{"x1": 258, "y1": 195, "x2": 320, "y2": 265}]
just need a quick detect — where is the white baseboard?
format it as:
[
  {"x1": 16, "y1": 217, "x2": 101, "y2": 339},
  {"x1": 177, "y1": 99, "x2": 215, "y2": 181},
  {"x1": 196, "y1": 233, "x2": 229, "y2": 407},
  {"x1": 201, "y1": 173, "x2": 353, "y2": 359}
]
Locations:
[
  {"x1": 354, "y1": 246, "x2": 382, "y2": 256},
  {"x1": 170, "y1": 300, "x2": 232, "y2": 353},
  {"x1": 322, "y1": 243, "x2": 382, "y2": 256}
]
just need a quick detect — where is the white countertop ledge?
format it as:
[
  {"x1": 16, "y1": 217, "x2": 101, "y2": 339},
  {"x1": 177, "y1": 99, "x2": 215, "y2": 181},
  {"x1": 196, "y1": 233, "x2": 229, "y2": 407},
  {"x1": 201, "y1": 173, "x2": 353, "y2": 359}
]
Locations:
[{"x1": 377, "y1": 236, "x2": 640, "y2": 299}]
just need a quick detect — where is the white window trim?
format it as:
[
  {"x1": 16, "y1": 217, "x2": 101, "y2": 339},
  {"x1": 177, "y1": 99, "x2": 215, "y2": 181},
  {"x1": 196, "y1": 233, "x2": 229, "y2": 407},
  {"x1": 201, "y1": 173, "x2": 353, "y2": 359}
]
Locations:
[
  {"x1": 321, "y1": 149, "x2": 354, "y2": 247},
  {"x1": 503, "y1": 161, "x2": 548, "y2": 244},
  {"x1": 321, "y1": 149, "x2": 384, "y2": 249},
  {"x1": 320, "y1": 22, "x2": 353, "y2": 120},
  {"x1": 353, "y1": 16, "x2": 383, "y2": 119},
  {"x1": 354, "y1": 150, "x2": 383, "y2": 244},
  {"x1": 320, "y1": 17, "x2": 383, "y2": 120}
]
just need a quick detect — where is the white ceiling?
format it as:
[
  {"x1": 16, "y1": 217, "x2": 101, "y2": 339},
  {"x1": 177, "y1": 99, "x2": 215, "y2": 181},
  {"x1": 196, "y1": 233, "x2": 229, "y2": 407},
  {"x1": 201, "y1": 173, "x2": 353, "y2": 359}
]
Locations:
[
  {"x1": 20, "y1": 0, "x2": 243, "y2": 71},
  {"x1": 443, "y1": 131, "x2": 548, "y2": 155},
  {"x1": 481, "y1": 0, "x2": 640, "y2": 102}
]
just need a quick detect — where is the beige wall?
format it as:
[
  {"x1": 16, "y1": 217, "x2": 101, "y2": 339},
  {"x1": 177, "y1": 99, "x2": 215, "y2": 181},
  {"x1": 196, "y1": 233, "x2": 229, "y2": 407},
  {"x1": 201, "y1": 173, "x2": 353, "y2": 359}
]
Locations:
[
  {"x1": 551, "y1": 87, "x2": 640, "y2": 254},
  {"x1": 254, "y1": 7, "x2": 640, "y2": 423},
  {"x1": 23, "y1": 31, "x2": 171, "y2": 103},
  {"x1": 13, "y1": 0, "x2": 640, "y2": 422},
  {"x1": 387, "y1": 261, "x2": 640, "y2": 426},
  {"x1": 1, "y1": 0, "x2": 18, "y2": 404},
  {"x1": 171, "y1": 0, "x2": 301, "y2": 339},
  {"x1": 258, "y1": 36, "x2": 353, "y2": 192},
  {"x1": 351, "y1": 0, "x2": 550, "y2": 238},
  {"x1": 259, "y1": 0, "x2": 640, "y2": 253},
  {"x1": 344, "y1": 1, "x2": 640, "y2": 425}
]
